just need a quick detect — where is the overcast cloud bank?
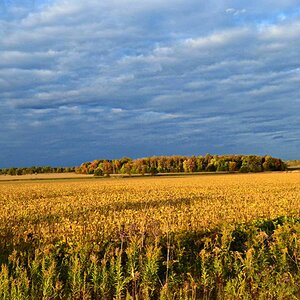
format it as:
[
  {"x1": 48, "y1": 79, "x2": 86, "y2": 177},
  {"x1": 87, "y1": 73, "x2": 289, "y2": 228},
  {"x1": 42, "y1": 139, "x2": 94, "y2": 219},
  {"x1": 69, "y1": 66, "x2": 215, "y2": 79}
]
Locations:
[{"x1": 0, "y1": 0, "x2": 299, "y2": 167}]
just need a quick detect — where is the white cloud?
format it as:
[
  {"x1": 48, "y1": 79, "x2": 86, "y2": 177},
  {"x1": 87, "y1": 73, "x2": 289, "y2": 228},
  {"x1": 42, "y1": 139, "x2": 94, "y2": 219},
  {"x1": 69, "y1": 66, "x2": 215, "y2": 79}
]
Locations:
[
  {"x1": 259, "y1": 20, "x2": 300, "y2": 39},
  {"x1": 184, "y1": 27, "x2": 250, "y2": 49},
  {"x1": 225, "y1": 8, "x2": 246, "y2": 16}
]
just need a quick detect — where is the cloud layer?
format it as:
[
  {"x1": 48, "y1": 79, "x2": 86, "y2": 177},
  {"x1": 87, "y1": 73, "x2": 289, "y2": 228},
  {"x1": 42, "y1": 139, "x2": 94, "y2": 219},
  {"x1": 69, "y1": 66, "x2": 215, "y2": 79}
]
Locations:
[{"x1": 0, "y1": 0, "x2": 300, "y2": 166}]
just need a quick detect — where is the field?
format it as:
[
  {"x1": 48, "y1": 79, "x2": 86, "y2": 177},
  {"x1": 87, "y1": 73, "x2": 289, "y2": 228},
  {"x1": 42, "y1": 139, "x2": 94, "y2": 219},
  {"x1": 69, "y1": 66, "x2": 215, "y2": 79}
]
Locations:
[
  {"x1": 0, "y1": 173, "x2": 93, "y2": 181},
  {"x1": 1, "y1": 173, "x2": 300, "y2": 299}
]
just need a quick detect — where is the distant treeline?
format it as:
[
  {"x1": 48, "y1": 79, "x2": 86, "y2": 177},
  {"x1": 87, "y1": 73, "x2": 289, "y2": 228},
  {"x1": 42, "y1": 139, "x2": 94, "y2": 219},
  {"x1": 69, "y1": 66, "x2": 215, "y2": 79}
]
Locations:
[
  {"x1": 76, "y1": 154, "x2": 286, "y2": 176},
  {"x1": 0, "y1": 166, "x2": 75, "y2": 176},
  {"x1": 286, "y1": 160, "x2": 300, "y2": 169}
]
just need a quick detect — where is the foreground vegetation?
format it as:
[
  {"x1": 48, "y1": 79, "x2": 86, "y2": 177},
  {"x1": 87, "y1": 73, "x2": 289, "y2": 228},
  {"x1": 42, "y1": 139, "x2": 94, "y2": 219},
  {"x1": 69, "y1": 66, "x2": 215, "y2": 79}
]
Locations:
[{"x1": 0, "y1": 173, "x2": 299, "y2": 299}]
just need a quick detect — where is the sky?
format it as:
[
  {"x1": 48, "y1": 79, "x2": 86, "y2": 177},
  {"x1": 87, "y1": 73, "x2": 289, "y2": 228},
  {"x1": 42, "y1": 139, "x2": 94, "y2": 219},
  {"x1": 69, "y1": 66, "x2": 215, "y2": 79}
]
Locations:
[{"x1": 0, "y1": 0, "x2": 299, "y2": 167}]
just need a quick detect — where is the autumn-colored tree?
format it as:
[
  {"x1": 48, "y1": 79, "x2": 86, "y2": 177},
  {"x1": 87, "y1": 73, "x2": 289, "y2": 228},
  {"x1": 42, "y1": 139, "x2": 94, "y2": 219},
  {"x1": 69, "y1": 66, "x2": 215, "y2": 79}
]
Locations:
[
  {"x1": 263, "y1": 155, "x2": 284, "y2": 171},
  {"x1": 183, "y1": 156, "x2": 197, "y2": 172},
  {"x1": 228, "y1": 161, "x2": 238, "y2": 172},
  {"x1": 76, "y1": 154, "x2": 284, "y2": 175},
  {"x1": 112, "y1": 160, "x2": 122, "y2": 174},
  {"x1": 88, "y1": 160, "x2": 100, "y2": 174},
  {"x1": 133, "y1": 159, "x2": 148, "y2": 175},
  {"x1": 102, "y1": 161, "x2": 113, "y2": 177},
  {"x1": 121, "y1": 162, "x2": 133, "y2": 176}
]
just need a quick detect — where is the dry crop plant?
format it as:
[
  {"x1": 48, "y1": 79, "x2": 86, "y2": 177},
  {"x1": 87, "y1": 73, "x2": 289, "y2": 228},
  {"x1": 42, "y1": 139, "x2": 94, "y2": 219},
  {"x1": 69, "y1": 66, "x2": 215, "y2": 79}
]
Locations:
[{"x1": 0, "y1": 173, "x2": 300, "y2": 299}]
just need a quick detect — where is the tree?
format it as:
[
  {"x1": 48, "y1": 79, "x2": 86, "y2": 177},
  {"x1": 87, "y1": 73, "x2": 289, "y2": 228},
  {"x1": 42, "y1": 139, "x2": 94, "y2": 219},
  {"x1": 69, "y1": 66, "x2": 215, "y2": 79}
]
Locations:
[
  {"x1": 263, "y1": 156, "x2": 285, "y2": 171},
  {"x1": 16, "y1": 168, "x2": 23, "y2": 176},
  {"x1": 133, "y1": 159, "x2": 147, "y2": 175},
  {"x1": 206, "y1": 163, "x2": 216, "y2": 172},
  {"x1": 241, "y1": 156, "x2": 262, "y2": 172},
  {"x1": 149, "y1": 166, "x2": 158, "y2": 176},
  {"x1": 183, "y1": 157, "x2": 197, "y2": 173},
  {"x1": 121, "y1": 162, "x2": 133, "y2": 176},
  {"x1": 112, "y1": 160, "x2": 122, "y2": 174},
  {"x1": 196, "y1": 156, "x2": 205, "y2": 171},
  {"x1": 94, "y1": 168, "x2": 103, "y2": 176},
  {"x1": 216, "y1": 160, "x2": 229, "y2": 172},
  {"x1": 228, "y1": 161, "x2": 238, "y2": 172},
  {"x1": 8, "y1": 168, "x2": 16, "y2": 175},
  {"x1": 102, "y1": 161, "x2": 113, "y2": 177}
]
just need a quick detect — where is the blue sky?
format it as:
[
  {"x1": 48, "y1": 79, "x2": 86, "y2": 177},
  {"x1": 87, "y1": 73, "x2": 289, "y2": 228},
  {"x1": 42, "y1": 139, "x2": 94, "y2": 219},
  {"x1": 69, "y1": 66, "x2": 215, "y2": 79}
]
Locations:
[{"x1": 0, "y1": 0, "x2": 299, "y2": 167}]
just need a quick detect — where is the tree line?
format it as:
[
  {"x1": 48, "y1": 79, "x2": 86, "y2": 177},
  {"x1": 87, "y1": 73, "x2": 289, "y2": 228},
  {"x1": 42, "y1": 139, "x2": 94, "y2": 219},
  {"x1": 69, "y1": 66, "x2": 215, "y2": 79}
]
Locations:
[
  {"x1": 0, "y1": 166, "x2": 75, "y2": 176},
  {"x1": 0, "y1": 155, "x2": 285, "y2": 176},
  {"x1": 76, "y1": 154, "x2": 286, "y2": 176}
]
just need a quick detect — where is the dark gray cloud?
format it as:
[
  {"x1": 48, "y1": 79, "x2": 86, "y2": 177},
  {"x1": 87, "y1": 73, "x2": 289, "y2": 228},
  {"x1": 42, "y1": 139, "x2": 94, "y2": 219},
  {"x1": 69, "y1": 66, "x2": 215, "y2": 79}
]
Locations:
[{"x1": 0, "y1": 0, "x2": 299, "y2": 167}]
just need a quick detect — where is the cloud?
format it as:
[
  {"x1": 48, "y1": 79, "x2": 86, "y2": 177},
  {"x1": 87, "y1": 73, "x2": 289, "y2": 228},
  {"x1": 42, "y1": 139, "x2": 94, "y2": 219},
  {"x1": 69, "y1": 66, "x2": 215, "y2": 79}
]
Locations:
[
  {"x1": 225, "y1": 8, "x2": 246, "y2": 16},
  {"x1": 0, "y1": 0, "x2": 300, "y2": 167}
]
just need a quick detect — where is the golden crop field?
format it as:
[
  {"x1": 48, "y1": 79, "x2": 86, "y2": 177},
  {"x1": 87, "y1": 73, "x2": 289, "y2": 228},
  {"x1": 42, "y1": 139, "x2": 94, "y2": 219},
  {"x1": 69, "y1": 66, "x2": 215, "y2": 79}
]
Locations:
[{"x1": 1, "y1": 172, "x2": 300, "y2": 299}]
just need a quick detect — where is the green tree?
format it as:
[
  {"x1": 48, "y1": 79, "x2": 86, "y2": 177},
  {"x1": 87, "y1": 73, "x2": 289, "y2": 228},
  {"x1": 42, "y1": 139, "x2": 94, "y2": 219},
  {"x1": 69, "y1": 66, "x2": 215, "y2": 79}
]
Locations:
[
  {"x1": 149, "y1": 166, "x2": 158, "y2": 176},
  {"x1": 216, "y1": 160, "x2": 229, "y2": 172},
  {"x1": 241, "y1": 156, "x2": 262, "y2": 172}
]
